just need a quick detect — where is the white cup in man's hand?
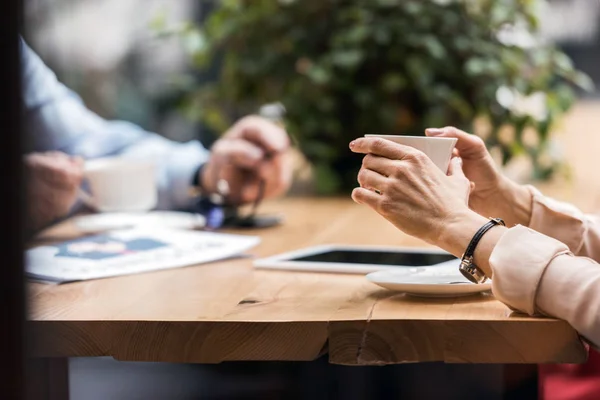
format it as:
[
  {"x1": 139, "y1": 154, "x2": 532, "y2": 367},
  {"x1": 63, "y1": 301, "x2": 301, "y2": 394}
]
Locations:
[
  {"x1": 79, "y1": 158, "x2": 157, "y2": 212},
  {"x1": 364, "y1": 135, "x2": 458, "y2": 173}
]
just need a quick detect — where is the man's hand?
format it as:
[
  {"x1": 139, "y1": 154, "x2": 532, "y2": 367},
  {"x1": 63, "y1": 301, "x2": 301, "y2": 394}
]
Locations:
[
  {"x1": 24, "y1": 151, "x2": 84, "y2": 232},
  {"x1": 201, "y1": 115, "x2": 292, "y2": 205}
]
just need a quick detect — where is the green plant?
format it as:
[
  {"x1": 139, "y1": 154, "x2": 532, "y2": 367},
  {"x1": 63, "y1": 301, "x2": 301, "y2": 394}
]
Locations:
[{"x1": 161, "y1": 0, "x2": 593, "y2": 194}]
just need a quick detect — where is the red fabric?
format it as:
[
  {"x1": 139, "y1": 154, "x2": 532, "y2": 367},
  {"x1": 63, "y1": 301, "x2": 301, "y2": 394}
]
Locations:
[{"x1": 540, "y1": 349, "x2": 600, "y2": 400}]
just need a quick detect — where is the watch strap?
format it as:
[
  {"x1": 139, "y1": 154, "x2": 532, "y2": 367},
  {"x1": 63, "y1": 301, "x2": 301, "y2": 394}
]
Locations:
[{"x1": 459, "y1": 217, "x2": 505, "y2": 284}]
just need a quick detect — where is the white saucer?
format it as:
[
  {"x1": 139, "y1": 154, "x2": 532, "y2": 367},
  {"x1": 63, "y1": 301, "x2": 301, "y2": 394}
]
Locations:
[
  {"x1": 73, "y1": 211, "x2": 206, "y2": 233},
  {"x1": 366, "y1": 269, "x2": 491, "y2": 297}
]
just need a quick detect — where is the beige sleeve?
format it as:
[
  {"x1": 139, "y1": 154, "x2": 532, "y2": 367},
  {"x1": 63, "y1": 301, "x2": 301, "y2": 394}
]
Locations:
[
  {"x1": 489, "y1": 188, "x2": 600, "y2": 347},
  {"x1": 527, "y1": 185, "x2": 600, "y2": 260}
]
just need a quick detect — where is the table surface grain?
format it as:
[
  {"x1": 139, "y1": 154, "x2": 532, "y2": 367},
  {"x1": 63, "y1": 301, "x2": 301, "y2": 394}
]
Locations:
[{"x1": 28, "y1": 197, "x2": 586, "y2": 365}]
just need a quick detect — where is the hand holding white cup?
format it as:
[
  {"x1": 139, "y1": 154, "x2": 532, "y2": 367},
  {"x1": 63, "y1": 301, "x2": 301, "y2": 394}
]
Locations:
[
  {"x1": 79, "y1": 158, "x2": 157, "y2": 212},
  {"x1": 349, "y1": 134, "x2": 472, "y2": 244}
]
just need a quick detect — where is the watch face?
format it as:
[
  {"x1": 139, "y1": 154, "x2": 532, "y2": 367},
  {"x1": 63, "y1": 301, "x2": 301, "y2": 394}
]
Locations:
[{"x1": 459, "y1": 262, "x2": 487, "y2": 284}]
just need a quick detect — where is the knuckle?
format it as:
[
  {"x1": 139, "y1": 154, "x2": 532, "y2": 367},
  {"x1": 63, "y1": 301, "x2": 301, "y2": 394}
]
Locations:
[
  {"x1": 406, "y1": 150, "x2": 427, "y2": 164},
  {"x1": 377, "y1": 197, "x2": 394, "y2": 214},
  {"x1": 357, "y1": 168, "x2": 369, "y2": 184},
  {"x1": 390, "y1": 162, "x2": 404, "y2": 176},
  {"x1": 379, "y1": 180, "x2": 391, "y2": 193},
  {"x1": 370, "y1": 138, "x2": 387, "y2": 152},
  {"x1": 413, "y1": 151, "x2": 427, "y2": 163},
  {"x1": 472, "y1": 135, "x2": 486, "y2": 148},
  {"x1": 362, "y1": 154, "x2": 378, "y2": 169},
  {"x1": 53, "y1": 168, "x2": 71, "y2": 183}
]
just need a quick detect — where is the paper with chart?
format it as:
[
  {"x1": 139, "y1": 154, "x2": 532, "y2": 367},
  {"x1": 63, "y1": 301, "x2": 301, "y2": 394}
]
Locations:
[{"x1": 26, "y1": 228, "x2": 260, "y2": 283}]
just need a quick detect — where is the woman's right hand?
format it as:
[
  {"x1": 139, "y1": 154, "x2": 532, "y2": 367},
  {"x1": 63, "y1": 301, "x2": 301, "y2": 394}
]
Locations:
[{"x1": 425, "y1": 126, "x2": 533, "y2": 227}]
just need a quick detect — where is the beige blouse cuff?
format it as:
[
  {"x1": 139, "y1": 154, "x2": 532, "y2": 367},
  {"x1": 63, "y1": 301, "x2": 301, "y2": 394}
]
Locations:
[{"x1": 490, "y1": 225, "x2": 571, "y2": 315}]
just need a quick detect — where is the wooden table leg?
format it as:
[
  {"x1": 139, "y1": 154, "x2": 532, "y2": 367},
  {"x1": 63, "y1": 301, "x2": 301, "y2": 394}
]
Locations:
[{"x1": 26, "y1": 358, "x2": 70, "y2": 400}]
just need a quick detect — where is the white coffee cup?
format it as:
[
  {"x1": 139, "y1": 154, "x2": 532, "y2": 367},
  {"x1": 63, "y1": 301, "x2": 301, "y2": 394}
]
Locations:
[
  {"x1": 79, "y1": 158, "x2": 157, "y2": 212},
  {"x1": 364, "y1": 134, "x2": 458, "y2": 172}
]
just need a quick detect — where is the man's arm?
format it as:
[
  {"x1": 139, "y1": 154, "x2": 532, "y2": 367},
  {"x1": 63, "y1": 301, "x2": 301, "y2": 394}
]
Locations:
[{"x1": 21, "y1": 38, "x2": 209, "y2": 211}]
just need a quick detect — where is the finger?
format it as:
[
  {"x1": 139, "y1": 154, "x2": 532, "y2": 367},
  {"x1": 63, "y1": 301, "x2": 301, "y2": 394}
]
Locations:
[
  {"x1": 447, "y1": 157, "x2": 466, "y2": 178},
  {"x1": 35, "y1": 157, "x2": 84, "y2": 188},
  {"x1": 351, "y1": 187, "x2": 382, "y2": 208},
  {"x1": 350, "y1": 137, "x2": 412, "y2": 160},
  {"x1": 230, "y1": 116, "x2": 290, "y2": 154},
  {"x1": 257, "y1": 154, "x2": 292, "y2": 198},
  {"x1": 43, "y1": 151, "x2": 71, "y2": 160},
  {"x1": 452, "y1": 148, "x2": 460, "y2": 158},
  {"x1": 240, "y1": 175, "x2": 262, "y2": 204},
  {"x1": 49, "y1": 168, "x2": 83, "y2": 189},
  {"x1": 71, "y1": 155, "x2": 85, "y2": 168},
  {"x1": 214, "y1": 138, "x2": 265, "y2": 169},
  {"x1": 425, "y1": 127, "x2": 487, "y2": 159},
  {"x1": 362, "y1": 154, "x2": 396, "y2": 177},
  {"x1": 357, "y1": 167, "x2": 389, "y2": 192}
]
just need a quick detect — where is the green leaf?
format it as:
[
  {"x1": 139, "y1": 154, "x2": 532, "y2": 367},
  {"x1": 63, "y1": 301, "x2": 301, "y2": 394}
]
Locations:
[
  {"x1": 182, "y1": 29, "x2": 207, "y2": 55},
  {"x1": 553, "y1": 52, "x2": 574, "y2": 72},
  {"x1": 330, "y1": 50, "x2": 364, "y2": 69},
  {"x1": 313, "y1": 163, "x2": 342, "y2": 195},
  {"x1": 304, "y1": 141, "x2": 338, "y2": 160},
  {"x1": 345, "y1": 25, "x2": 371, "y2": 44},
  {"x1": 422, "y1": 36, "x2": 446, "y2": 60},
  {"x1": 306, "y1": 65, "x2": 330, "y2": 85},
  {"x1": 571, "y1": 71, "x2": 595, "y2": 92},
  {"x1": 464, "y1": 58, "x2": 485, "y2": 76},
  {"x1": 381, "y1": 73, "x2": 407, "y2": 93}
]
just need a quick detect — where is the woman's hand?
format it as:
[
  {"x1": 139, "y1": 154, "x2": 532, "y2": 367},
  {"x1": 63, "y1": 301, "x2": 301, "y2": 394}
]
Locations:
[
  {"x1": 426, "y1": 127, "x2": 533, "y2": 227},
  {"x1": 350, "y1": 136, "x2": 507, "y2": 277},
  {"x1": 350, "y1": 137, "x2": 475, "y2": 245}
]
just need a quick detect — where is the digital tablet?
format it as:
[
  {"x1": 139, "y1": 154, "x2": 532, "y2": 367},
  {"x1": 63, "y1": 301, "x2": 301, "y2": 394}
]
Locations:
[{"x1": 253, "y1": 244, "x2": 459, "y2": 274}]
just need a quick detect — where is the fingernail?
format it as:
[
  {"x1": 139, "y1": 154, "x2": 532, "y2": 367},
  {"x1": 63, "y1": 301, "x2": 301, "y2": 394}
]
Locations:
[
  {"x1": 426, "y1": 128, "x2": 444, "y2": 136},
  {"x1": 349, "y1": 141, "x2": 356, "y2": 148}
]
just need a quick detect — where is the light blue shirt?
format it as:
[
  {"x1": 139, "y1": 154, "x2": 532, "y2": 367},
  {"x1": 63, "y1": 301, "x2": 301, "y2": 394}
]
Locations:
[{"x1": 21, "y1": 38, "x2": 210, "y2": 211}]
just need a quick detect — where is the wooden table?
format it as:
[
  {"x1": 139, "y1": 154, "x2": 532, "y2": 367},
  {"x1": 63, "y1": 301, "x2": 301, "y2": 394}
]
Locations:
[{"x1": 28, "y1": 198, "x2": 586, "y2": 367}]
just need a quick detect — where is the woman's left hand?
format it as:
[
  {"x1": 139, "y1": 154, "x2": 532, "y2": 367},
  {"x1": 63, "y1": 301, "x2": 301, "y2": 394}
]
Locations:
[{"x1": 350, "y1": 137, "x2": 474, "y2": 245}]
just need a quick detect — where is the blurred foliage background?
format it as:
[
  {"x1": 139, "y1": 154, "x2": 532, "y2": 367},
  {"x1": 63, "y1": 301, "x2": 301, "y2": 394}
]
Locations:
[
  {"x1": 25, "y1": 0, "x2": 600, "y2": 195},
  {"x1": 163, "y1": 0, "x2": 593, "y2": 194}
]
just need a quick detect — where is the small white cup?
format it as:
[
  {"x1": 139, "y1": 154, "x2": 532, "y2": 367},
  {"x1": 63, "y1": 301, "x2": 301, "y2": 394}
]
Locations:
[
  {"x1": 364, "y1": 134, "x2": 458, "y2": 172},
  {"x1": 79, "y1": 158, "x2": 157, "y2": 212}
]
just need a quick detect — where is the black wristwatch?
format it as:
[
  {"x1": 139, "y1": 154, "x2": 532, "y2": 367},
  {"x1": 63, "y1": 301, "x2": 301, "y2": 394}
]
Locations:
[
  {"x1": 189, "y1": 163, "x2": 206, "y2": 197},
  {"x1": 459, "y1": 217, "x2": 506, "y2": 284}
]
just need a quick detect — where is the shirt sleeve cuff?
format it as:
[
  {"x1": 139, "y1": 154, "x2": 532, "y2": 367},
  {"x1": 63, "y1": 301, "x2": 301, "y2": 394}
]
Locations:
[
  {"x1": 163, "y1": 142, "x2": 209, "y2": 210},
  {"x1": 526, "y1": 185, "x2": 586, "y2": 253},
  {"x1": 490, "y1": 225, "x2": 571, "y2": 315}
]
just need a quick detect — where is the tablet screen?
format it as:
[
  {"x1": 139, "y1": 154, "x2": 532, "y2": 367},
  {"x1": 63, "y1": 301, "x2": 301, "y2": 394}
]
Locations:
[{"x1": 290, "y1": 250, "x2": 457, "y2": 266}]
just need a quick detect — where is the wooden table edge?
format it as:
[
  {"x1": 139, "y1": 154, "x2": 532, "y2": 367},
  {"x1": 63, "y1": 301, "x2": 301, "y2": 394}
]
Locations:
[{"x1": 27, "y1": 318, "x2": 587, "y2": 365}]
